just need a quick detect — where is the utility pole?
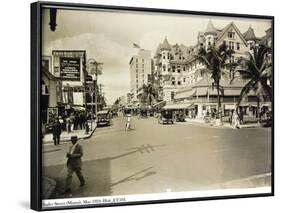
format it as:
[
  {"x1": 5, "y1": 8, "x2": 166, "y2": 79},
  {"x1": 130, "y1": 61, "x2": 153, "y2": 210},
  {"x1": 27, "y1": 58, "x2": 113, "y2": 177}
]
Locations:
[{"x1": 87, "y1": 59, "x2": 103, "y2": 119}]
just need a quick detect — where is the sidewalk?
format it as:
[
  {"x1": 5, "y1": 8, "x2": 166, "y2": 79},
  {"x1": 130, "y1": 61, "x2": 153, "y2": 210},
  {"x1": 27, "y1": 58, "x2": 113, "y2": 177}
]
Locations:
[
  {"x1": 184, "y1": 118, "x2": 261, "y2": 129},
  {"x1": 43, "y1": 121, "x2": 97, "y2": 144}
]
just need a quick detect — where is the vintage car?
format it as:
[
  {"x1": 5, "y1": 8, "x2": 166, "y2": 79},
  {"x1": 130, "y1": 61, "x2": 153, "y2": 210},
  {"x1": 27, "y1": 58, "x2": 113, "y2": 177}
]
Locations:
[
  {"x1": 158, "y1": 109, "x2": 174, "y2": 124},
  {"x1": 97, "y1": 110, "x2": 111, "y2": 126}
]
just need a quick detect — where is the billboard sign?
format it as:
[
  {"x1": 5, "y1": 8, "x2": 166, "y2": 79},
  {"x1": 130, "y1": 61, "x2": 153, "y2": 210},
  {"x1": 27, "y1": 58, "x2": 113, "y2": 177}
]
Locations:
[{"x1": 60, "y1": 57, "x2": 81, "y2": 80}]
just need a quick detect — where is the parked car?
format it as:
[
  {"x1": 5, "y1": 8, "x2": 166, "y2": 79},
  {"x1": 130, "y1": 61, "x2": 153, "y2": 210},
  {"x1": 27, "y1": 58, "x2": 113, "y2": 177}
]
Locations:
[
  {"x1": 97, "y1": 110, "x2": 111, "y2": 127},
  {"x1": 158, "y1": 109, "x2": 174, "y2": 124}
]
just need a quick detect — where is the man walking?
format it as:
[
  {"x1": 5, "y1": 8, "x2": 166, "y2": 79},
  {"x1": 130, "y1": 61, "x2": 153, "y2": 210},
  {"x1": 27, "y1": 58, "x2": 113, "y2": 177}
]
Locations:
[
  {"x1": 65, "y1": 136, "x2": 85, "y2": 193},
  {"x1": 52, "y1": 118, "x2": 62, "y2": 146}
]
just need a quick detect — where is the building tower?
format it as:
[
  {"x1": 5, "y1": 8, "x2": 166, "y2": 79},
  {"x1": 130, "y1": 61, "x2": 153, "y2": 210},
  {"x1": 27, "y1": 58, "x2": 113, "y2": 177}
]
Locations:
[
  {"x1": 244, "y1": 25, "x2": 257, "y2": 49},
  {"x1": 204, "y1": 20, "x2": 217, "y2": 50},
  {"x1": 160, "y1": 37, "x2": 171, "y2": 76}
]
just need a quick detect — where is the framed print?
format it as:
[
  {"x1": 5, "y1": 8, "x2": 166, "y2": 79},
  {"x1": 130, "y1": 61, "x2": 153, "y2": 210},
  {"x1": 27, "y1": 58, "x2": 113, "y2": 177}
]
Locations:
[{"x1": 31, "y1": 1, "x2": 274, "y2": 211}]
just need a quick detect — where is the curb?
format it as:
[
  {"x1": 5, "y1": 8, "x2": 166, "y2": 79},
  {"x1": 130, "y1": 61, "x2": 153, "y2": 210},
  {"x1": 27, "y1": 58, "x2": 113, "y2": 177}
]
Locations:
[
  {"x1": 43, "y1": 124, "x2": 97, "y2": 145},
  {"x1": 183, "y1": 120, "x2": 261, "y2": 129}
]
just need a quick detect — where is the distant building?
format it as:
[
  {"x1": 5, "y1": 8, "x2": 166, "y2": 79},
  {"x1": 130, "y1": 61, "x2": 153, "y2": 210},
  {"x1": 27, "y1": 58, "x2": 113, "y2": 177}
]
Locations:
[{"x1": 129, "y1": 49, "x2": 152, "y2": 105}]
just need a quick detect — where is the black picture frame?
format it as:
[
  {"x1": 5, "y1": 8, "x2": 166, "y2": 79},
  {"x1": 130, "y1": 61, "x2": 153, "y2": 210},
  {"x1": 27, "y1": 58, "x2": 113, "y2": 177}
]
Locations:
[{"x1": 31, "y1": 1, "x2": 274, "y2": 211}]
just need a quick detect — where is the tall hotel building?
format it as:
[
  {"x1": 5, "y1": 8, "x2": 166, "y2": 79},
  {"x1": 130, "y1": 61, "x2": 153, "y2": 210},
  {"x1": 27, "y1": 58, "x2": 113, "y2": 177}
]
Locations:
[{"x1": 129, "y1": 49, "x2": 152, "y2": 104}]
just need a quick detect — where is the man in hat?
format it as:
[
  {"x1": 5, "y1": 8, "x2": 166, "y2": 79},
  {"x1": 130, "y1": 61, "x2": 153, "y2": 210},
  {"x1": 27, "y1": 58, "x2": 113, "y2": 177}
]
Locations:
[
  {"x1": 65, "y1": 136, "x2": 85, "y2": 193},
  {"x1": 52, "y1": 118, "x2": 62, "y2": 145}
]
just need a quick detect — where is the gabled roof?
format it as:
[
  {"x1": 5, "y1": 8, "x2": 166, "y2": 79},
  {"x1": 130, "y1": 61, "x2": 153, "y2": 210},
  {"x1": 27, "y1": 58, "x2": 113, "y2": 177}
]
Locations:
[
  {"x1": 243, "y1": 25, "x2": 256, "y2": 41},
  {"x1": 161, "y1": 37, "x2": 171, "y2": 51},
  {"x1": 216, "y1": 22, "x2": 248, "y2": 46},
  {"x1": 205, "y1": 20, "x2": 217, "y2": 35}
]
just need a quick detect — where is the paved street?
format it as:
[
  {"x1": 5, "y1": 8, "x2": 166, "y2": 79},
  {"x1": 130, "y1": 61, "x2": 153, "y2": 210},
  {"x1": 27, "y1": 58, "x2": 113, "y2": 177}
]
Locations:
[{"x1": 42, "y1": 116, "x2": 271, "y2": 199}]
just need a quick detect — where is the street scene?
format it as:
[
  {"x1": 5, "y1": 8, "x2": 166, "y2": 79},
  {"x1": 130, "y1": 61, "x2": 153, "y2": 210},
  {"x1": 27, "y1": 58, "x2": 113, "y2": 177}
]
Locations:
[{"x1": 40, "y1": 7, "x2": 273, "y2": 201}]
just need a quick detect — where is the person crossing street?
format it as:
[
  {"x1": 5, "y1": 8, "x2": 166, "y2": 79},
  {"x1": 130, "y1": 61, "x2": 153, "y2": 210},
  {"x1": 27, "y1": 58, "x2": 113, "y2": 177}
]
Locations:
[{"x1": 65, "y1": 136, "x2": 85, "y2": 193}]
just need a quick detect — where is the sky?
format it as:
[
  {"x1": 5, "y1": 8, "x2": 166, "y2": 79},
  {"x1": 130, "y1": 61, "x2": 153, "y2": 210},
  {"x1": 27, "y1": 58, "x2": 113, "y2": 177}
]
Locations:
[{"x1": 42, "y1": 7, "x2": 271, "y2": 105}]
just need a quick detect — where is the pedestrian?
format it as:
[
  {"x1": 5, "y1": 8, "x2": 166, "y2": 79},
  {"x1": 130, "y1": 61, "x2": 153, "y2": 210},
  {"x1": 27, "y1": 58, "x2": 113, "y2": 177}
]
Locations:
[
  {"x1": 125, "y1": 114, "x2": 132, "y2": 131},
  {"x1": 239, "y1": 110, "x2": 244, "y2": 125},
  {"x1": 66, "y1": 117, "x2": 71, "y2": 133},
  {"x1": 229, "y1": 110, "x2": 233, "y2": 125},
  {"x1": 80, "y1": 113, "x2": 85, "y2": 129},
  {"x1": 65, "y1": 136, "x2": 85, "y2": 193},
  {"x1": 70, "y1": 113, "x2": 75, "y2": 132},
  {"x1": 58, "y1": 116, "x2": 65, "y2": 131},
  {"x1": 232, "y1": 110, "x2": 240, "y2": 129},
  {"x1": 52, "y1": 118, "x2": 62, "y2": 145}
]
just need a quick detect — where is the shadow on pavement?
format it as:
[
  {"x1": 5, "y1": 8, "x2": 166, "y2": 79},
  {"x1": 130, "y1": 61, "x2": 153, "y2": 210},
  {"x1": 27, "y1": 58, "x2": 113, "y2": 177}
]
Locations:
[
  {"x1": 43, "y1": 158, "x2": 112, "y2": 199},
  {"x1": 42, "y1": 149, "x2": 156, "y2": 199}
]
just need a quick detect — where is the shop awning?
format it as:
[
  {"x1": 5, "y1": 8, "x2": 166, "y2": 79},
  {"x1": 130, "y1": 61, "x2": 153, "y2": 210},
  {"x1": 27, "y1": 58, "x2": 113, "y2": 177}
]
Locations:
[
  {"x1": 152, "y1": 101, "x2": 166, "y2": 108},
  {"x1": 196, "y1": 87, "x2": 208, "y2": 96},
  {"x1": 175, "y1": 89, "x2": 196, "y2": 99},
  {"x1": 163, "y1": 103, "x2": 192, "y2": 110},
  {"x1": 71, "y1": 106, "x2": 85, "y2": 111},
  {"x1": 224, "y1": 89, "x2": 241, "y2": 96},
  {"x1": 224, "y1": 104, "x2": 236, "y2": 110}
]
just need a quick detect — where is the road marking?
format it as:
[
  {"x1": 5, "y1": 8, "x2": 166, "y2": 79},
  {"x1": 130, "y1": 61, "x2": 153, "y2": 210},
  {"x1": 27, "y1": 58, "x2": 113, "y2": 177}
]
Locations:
[{"x1": 211, "y1": 135, "x2": 220, "y2": 138}]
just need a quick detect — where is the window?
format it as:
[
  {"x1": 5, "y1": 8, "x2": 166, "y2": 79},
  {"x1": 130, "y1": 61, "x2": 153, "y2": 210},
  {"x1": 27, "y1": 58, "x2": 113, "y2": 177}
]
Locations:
[
  {"x1": 237, "y1": 42, "x2": 240, "y2": 50},
  {"x1": 183, "y1": 78, "x2": 186, "y2": 82},
  {"x1": 142, "y1": 64, "x2": 144, "y2": 68},
  {"x1": 171, "y1": 92, "x2": 175, "y2": 100},
  {"x1": 142, "y1": 59, "x2": 144, "y2": 63},
  {"x1": 229, "y1": 41, "x2": 234, "y2": 50},
  {"x1": 136, "y1": 69, "x2": 138, "y2": 73},
  {"x1": 163, "y1": 55, "x2": 166, "y2": 59},
  {"x1": 136, "y1": 74, "x2": 138, "y2": 78},
  {"x1": 136, "y1": 79, "x2": 138, "y2": 83},
  {"x1": 172, "y1": 66, "x2": 175, "y2": 72},
  {"x1": 228, "y1": 32, "x2": 235, "y2": 39},
  {"x1": 183, "y1": 66, "x2": 186, "y2": 71},
  {"x1": 177, "y1": 66, "x2": 181, "y2": 73},
  {"x1": 178, "y1": 81, "x2": 181, "y2": 85},
  {"x1": 136, "y1": 64, "x2": 138, "y2": 68},
  {"x1": 163, "y1": 64, "x2": 166, "y2": 71},
  {"x1": 136, "y1": 58, "x2": 138, "y2": 63}
]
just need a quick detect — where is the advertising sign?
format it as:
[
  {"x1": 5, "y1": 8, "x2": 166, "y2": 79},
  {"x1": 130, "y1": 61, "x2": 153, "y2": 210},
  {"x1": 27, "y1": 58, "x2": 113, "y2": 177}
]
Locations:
[{"x1": 60, "y1": 57, "x2": 81, "y2": 80}]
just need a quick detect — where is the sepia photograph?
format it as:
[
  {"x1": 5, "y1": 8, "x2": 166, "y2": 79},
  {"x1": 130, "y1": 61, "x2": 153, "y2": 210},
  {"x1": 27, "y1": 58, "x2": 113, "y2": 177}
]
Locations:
[{"x1": 36, "y1": 2, "x2": 273, "y2": 210}]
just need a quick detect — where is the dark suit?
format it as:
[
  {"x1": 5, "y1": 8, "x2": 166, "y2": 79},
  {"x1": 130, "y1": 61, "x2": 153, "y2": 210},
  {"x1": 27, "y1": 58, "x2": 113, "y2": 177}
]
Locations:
[
  {"x1": 65, "y1": 143, "x2": 85, "y2": 190},
  {"x1": 52, "y1": 121, "x2": 61, "y2": 145}
]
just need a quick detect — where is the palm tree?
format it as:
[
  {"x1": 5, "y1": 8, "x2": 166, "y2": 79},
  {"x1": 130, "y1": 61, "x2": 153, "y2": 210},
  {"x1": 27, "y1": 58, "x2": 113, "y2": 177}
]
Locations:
[
  {"x1": 232, "y1": 44, "x2": 272, "y2": 122},
  {"x1": 196, "y1": 43, "x2": 235, "y2": 122},
  {"x1": 140, "y1": 83, "x2": 158, "y2": 106}
]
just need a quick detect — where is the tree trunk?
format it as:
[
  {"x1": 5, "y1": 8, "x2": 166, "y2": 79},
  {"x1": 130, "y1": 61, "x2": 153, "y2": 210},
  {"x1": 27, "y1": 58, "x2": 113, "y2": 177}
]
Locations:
[
  {"x1": 216, "y1": 82, "x2": 222, "y2": 122},
  {"x1": 257, "y1": 97, "x2": 260, "y2": 124}
]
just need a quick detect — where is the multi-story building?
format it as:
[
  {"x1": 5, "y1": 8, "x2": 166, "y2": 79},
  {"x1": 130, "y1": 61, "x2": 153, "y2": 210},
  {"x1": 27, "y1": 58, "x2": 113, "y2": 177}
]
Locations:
[
  {"x1": 154, "y1": 20, "x2": 271, "y2": 119},
  {"x1": 153, "y1": 37, "x2": 194, "y2": 102},
  {"x1": 129, "y1": 49, "x2": 152, "y2": 105}
]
